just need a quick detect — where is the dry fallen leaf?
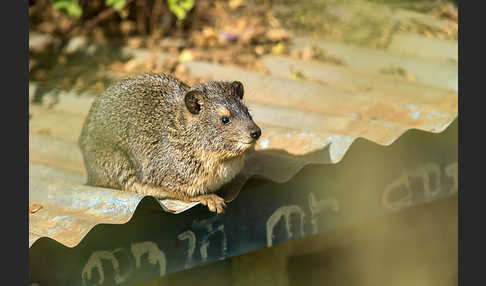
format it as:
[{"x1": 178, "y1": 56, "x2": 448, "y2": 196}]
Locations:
[
  {"x1": 120, "y1": 21, "x2": 136, "y2": 35},
  {"x1": 229, "y1": 0, "x2": 246, "y2": 10},
  {"x1": 127, "y1": 37, "x2": 144, "y2": 48},
  {"x1": 179, "y1": 50, "x2": 194, "y2": 62},
  {"x1": 290, "y1": 69, "x2": 308, "y2": 81},
  {"x1": 254, "y1": 46, "x2": 265, "y2": 56},
  {"x1": 29, "y1": 204, "x2": 43, "y2": 215},
  {"x1": 271, "y1": 42, "x2": 286, "y2": 55},
  {"x1": 265, "y1": 28, "x2": 290, "y2": 42}
]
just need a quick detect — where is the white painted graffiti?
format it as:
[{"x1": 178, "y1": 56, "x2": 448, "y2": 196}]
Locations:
[
  {"x1": 308, "y1": 193, "x2": 340, "y2": 234},
  {"x1": 382, "y1": 161, "x2": 458, "y2": 211},
  {"x1": 193, "y1": 217, "x2": 228, "y2": 262},
  {"x1": 177, "y1": 230, "x2": 196, "y2": 269},
  {"x1": 131, "y1": 241, "x2": 166, "y2": 277},
  {"x1": 445, "y1": 162, "x2": 458, "y2": 195},
  {"x1": 382, "y1": 174, "x2": 413, "y2": 211},
  {"x1": 77, "y1": 160, "x2": 458, "y2": 285},
  {"x1": 266, "y1": 205, "x2": 305, "y2": 247},
  {"x1": 421, "y1": 162, "x2": 442, "y2": 199},
  {"x1": 81, "y1": 242, "x2": 166, "y2": 285},
  {"x1": 80, "y1": 217, "x2": 230, "y2": 285},
  {"x1": 81, "y1": 248, "x2": 132, "y2": 285}
]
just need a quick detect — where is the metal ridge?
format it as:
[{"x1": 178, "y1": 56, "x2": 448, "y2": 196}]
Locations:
[
  {"x1": 29, "y1": 115, "x2": 457, "y2": 248},
  {"x1": 29, "y1": 40, "x2": 457, "y2": 248}
]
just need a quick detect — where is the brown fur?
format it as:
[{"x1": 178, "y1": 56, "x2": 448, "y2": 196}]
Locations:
[{"x1": 78, "y1": 73, "x2": 261, "y2": 213}]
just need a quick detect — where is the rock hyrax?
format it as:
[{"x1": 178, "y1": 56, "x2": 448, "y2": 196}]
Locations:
[{"x1": 78, "y1": 73, "x2": 261, "y2": 213}]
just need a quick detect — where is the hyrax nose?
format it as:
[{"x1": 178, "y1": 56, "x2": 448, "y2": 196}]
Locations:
[{"x1": 250, "y1": 126, "x2": 261, "y2": 140}]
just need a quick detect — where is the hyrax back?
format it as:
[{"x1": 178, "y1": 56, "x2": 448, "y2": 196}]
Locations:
[{"x1": 78, "y1": 73, "x2": 261, "y2": 213}]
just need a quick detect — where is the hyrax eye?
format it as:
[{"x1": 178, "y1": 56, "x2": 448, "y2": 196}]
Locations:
[{"x1": 221, "y1": 117, "x2": 231, "y2": 125}]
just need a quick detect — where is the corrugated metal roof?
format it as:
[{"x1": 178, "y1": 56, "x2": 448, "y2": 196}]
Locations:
[{"x1": 29, "y1": 40, "x2": 457, "y2": 249}]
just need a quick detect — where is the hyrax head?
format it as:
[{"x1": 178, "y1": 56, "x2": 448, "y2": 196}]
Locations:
[{"x1": 184, "y1": 80, "x2": 261, "y2": 158}]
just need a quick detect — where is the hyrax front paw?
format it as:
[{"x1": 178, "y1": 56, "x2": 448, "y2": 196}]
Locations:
[{"x1": 195, "y1": 194, "x2": 226, "y2": 214}]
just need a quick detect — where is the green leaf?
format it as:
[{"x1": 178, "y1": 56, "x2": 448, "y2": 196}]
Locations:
[
  {"x1": 106, "y1": 0, "x2": 127, "y2": 11},
  {"x1": 167, "y1": 0, "x2": 195, "y2": 20},
  {"x1": 52, "y1": 0, "x2": 83, "y2": 18}
]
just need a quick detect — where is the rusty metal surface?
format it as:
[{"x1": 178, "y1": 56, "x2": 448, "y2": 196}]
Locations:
[
  {"x1": 30, "y1": 120, "x2": 458, "y2": 285},
  {"x1": 29, "y1": 40, "x2": 458, "y2": 249},
  {"x1": 290, "y1": 36, "x2": 458, "y2": 91}
]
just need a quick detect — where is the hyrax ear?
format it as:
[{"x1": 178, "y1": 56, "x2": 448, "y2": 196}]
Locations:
[
  {"x1": 184, "y1": 90, "x2": 204, "y2": 114},
  {"x1": 231, "y1": 81, "x2": 244, "y2": 100}
]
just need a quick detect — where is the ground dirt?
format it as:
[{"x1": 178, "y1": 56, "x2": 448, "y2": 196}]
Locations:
[{"x1": 29, "y1": 0, "x2": 457, "y2": 98}]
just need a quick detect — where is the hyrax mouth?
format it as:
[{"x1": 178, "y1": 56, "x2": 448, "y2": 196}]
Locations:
[{"x1": 239, "y1": 139, "x2": 257, "y2": 152}]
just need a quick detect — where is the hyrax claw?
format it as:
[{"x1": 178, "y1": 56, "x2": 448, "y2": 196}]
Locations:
[{"x1": 196, "y1": 194, "x2": 226, "y2": 214}]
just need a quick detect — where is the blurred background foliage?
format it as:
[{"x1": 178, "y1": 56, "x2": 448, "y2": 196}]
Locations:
[{"x1": 29, "y1": 0, "x2": 457, "y2": 101}]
